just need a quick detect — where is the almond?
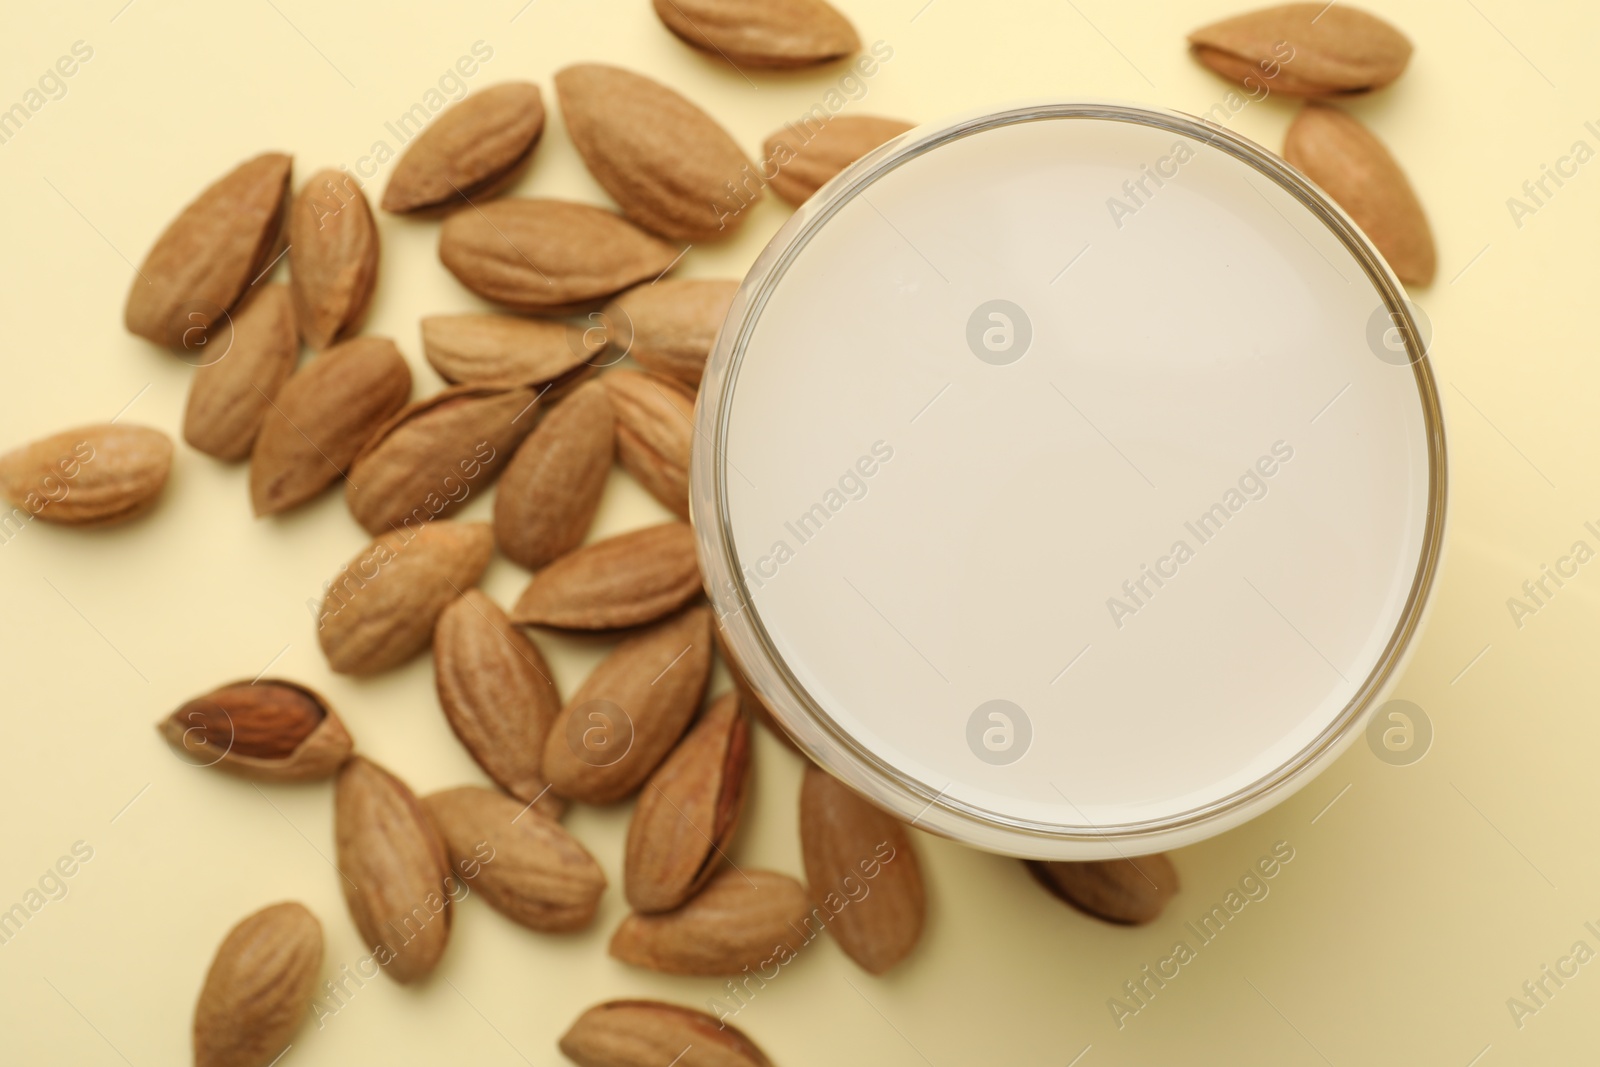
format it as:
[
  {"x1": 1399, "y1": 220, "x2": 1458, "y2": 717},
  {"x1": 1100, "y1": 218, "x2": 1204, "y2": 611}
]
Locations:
[
  {"x1": 193, "y1": 901, "x2": 322, "y2": 1067},
  {"x1": 382, "y1": 82, "x2": 545, "y2": 214},
  {"x1": 0, "y1": 423, "x2": 172, "y2": 526},
  {"x1": 512, "y1": 522, "x2": 701, "y2": 630},
  {"x1": 494, "y1": 379, "x2": 615, "y2": 570},
  {"x1": 249, "y1": 336, "x2": 412, "y2": 516},
  {"x1": 158, "y1": 679, "x2": 352, "y2": 781},
  {"x1": 764, "y1": 115, "x2": 913, "y2": 205},
  {"x1": 653, "y1": 0, "x2": 860, "y2": 68},
  {"x1": 604, "y1": 279, "x2": 736, "y2": 386},
  {"x1": 183, "y1": 284, "x2": 299, "y2": 461},
  {"x1": 1188, "y1": 4, "x2": 1412, "y2": 97},
  {"x1": 1284, "y1": 102, "x2": 1435, "y2": 285},
  {"x1": 421, "y1": 313, "x2": 602, "y2": 386},
  {"x1": 434, "y1": 590, "x2": 564, "y2": 816},
  {"x1": 555, "y1": 64, "x2": 757, "y2": 241},
  {"x1": 1026, "y1": 854, "x2": 1179, "y2": 925},
  {"x1": 625, "y1": 693, "x2": 750, "y2": 913},
  {"x1": 541, "y1": 605, "x2": 712, "y2": 804},
  {"x1": 288, "y1": 169, "x2": 379, "y2": 349},
  {"x1": 603, "y1": 370, "x2": 694, "y2": 519},
  {"x1": 334, "y1": 757, "x2": 453, "y2": 983},
  {"x1": 560, "y1": 1000, "x2": 774, "y2": 1067},
  {"x1": 609, "y1": 868, "x2": 810, "y2": 976},
  {"x1": 800, "y1": 765, "x2": 924, "y2": 974},
  {"x1": 424, "y1": 786, "x2": 606, "y2": 933},
  {"x1": 439, "y1": 198, "x2": 679, "y2": 313},
  {"x1": 318, "y1": 521, "x2": 493, "y2": 675},
  {"x1": 125, "y1": 152, "x2": 292, "y2": 347}
]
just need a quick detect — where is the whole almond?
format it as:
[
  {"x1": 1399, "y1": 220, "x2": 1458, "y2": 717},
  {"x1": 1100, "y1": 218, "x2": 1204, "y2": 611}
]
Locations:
[
  {"x1": 560, "y1": 1000, "x2": 774, "y2": 1067},
  {"x1": 334, "y1": 757, "x2": 453, "y2": 982},
  {"x1": 158, "y1": 678, "x2": 353, "y2": 781},
  {"x1": 424, "y1": 786, "x2": 606, "y2": 933},
  {"x1": 1284, "y1": 102, "x2": 1435, "y2": 285},
  {"x1": 125, "y1": 152, "x2": 292, "y2": 348},
  {"x1": 603, "y1": 370, "x2": 694, "y2": 519},
  {"x1": 183, "y1": 284, "x2": 299, "y2": 461},
  {"x1": 653, "y1": 0, "x2": 859, "y2": 68},
  {"x1": 1026, "y1": 854, "x2": 1180, "y2": 925},
  {"x1": 249, "y1": 336, "x2": 412, "y2": 516},
  {"x1": 609, "y1": 868, "x2": 810, "y2": 976},
  {"x1": 439, "y1": 198, "x2": 679, "y2": 313},
  {"x1": 421, "y1": 313, "x2": 602, "y2": 386},
  {"x1": 542, "y1": 605, "x2": 712, "y2": 804},
  {"x1": 288, "y1": 169, "x2": 379, "y2": 349},
  {"x1": 0, "y1": 423, "x2": 172, "y2": 526},
  {"x1": 434, "y1": 589, "x2": 564, "y2": 816},
  {"x1": 494, "y1": 380, "x2": 615, "y2": 570},
  {"x1": 604, "y1": 279, "x2": 736, "y2": 386},
  {"x1": 555, "y1": 64, "x2": 757, "y2": 241},
  {"x1": 625, "y1": 692, "x2": 750, "y2": 913},
  {"x1": 1188, "y1": 4, "x2": 1412, "y2": 97},
  {"x1": 382, "y1": 82, "x2": 545, "y2": 214},
  {"x1": 193, "y1": 901, "x2": 322, "y2": 1067},
  {"x1": 345, "y1": 382, "x2": 551, "y2": 535},
  {"x1": 765, "y1": 115, "x2": 913, "y2": 206},
  {"x1": 318, "y1": 521, "x2": 494, "y2": 675},
  {"x1": 512, "y1": 522, "x2": 701, "y2": 630},
  {"x1": 800, "y1": 765, "x2": 924, "y2": 974}
]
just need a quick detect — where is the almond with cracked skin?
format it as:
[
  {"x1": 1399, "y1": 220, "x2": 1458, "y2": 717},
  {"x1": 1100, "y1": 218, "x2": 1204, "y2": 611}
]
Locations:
[
  {"x1": 0, "y1": 423, "x2": 172, "y2": 526},
  {"x1": 183, "y1": 284, "x2": 299, "y2": 461},
  {"x1": 560, "y1": 1000, "x2": 774, "y2": 1067},
  {"x1": 439, "y1": 198, "x2": 678, "y2": 313},
  {"x1": 335, "y1": 757, "x2": 454, "y2": 983},
  {"x1": 555, "y1": 64, "x2": 756, "y2": 241},
  {"x1": 125, "y1": 152, "x2": 292, "y2": 348},
  {"x1": 421, "y1": 313, "x2": 602, "y2": 386},
  {"x1": 610, "y1": 868, "x2": 810, "y2": 976},
  {"x1": 603, "y1": 370, "x2": 694, "y2": 519},
  {"x1": 653, "y1": 0, "x2": 859, "y2": 68},
  {"x1": 494, "y1": 380, "x2": 615, "y2": 570},
  {"x1": 318, "y1": 521, "x2": 494, "y2": 675},
  {"x1": 764, "y1": 115, "x2": 914, "y2": 205},
  {"x1": 1026, "y1": 854, "x2": 1179, "y2": 925},
  {"x1": 512, "y1": 522, "x2": 701, "y2": 630},
  {"x1": 1284, "y1": 102, "x2": 1435, "y2": 285},
  {"x1": 158, "y1": 679, "x2": 352, "y2": 781},
  {"x1": 193, "y1": 901, "x2": 322, "y2": 1067},
  {"x1": 1188, "y1": 4, "x2": 1412, "y2": 97},
  {"x1": 249, "y1": 336, "x2": 411, "y2": 516},
  {"x1": 288, "y1": 169, "x2": 378, "y2": 349},
  {"x1": 425, "y1": 786, "x2": 606, "y2": 932},
  {"x1": 604, "y1": 279, "x2": 736, "y2": 386},
  {"x1": 383, "y1": 82, "x2": 545, "y2": 214},
  {"x1": 542, "y1": 605, "x2": 712, "y2": 804}
]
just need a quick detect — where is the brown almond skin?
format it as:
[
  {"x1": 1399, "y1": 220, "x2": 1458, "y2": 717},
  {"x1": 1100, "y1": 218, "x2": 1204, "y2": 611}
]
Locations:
[
  {"x1": 158, "y1": 679, "x2": 353, "y2": 781},
  {"x1": 249, "y1": 336, "x2": 412, "y2": 516},
  {"x1": 433, "y1": 590, "x2": 564, "y2": 816},
  {"x1": 1027, "y1": 854, "x2": 1180, "y2": 925},
  {"x1": 560, "y1": 999, "x2": 774, "y2": 1067},
  {"x1": 318, "y1": 521, "x2": 494, "y2": 675},
  {"x1": 1284, "y1": 102, "x2": 1436, "y2": 286},
  {"x1": 125, "y1": 152, "x2": 292, "y2": 347},
  {"x1": 193, "y1": 902, "x2": 322, "y2": 1067},
  {"x1": 1188, "y1": 4, "x2": 1413, "y2": 97},
  {"x1": 765, "y1": 115, "x2": 914, "y2": 205},
  {"x1": 800, "y1": 765, "x2": 925, "y2": 974},
  {"x1": 604, "y1": 279, "x2": 736, "y2": 386},
  {"x1": 424, "y1": 787, "x2": 606, "y2": 933},
  {"x1": 625, "y1": 693, "x2": 750, "y2": 913},
  {"x1": 183, "y1": 284, "x2": 299, "y2": 461},
  {"x1": 610, "y1": 868, "x2": 810, "y2": 976},
  {"x1": 288, "y1": 169, "x2": 379, "y2": 350},
  {"x1": 421, "y1": 313, "x2": 601, "y2": 386},
  {"x1": 494, "y1": 380, "x2": 615, "y2": 570},
  {"x1": 334, "y1": 758, "x2": 454, "y2": 983},
  {"x1": 383, "y1": 82, "x2": 545, "y2": 214},
  {"x1": 0, "y1": 423, "x2": 172, "y2": 526},
  {"x1": 653, "y1": 0, "x2": 859, "y2": 68},
  {"x1": 439, "y1": 198, "x2": 679, "y2": 313},
  {"x1": 555, "y1": 64, "x2": 757, "y2": 241},
  {"x1": 603, "y1": 370, "x2": 694, "y2": 520},
  {"x1": 512, "y1": 522, "x2": 701, "y2": 630},
  {"x1": 542, "y1": 605, "x2": 712, "y2": 804}
]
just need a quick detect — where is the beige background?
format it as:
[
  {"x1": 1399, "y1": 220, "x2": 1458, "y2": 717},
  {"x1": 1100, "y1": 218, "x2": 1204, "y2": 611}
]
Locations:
[{"x1": 1, "y1": 0, "x2": 1596, "y2": 1063}]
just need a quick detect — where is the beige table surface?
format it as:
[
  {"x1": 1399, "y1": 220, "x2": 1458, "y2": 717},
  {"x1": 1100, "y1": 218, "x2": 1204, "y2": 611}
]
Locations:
[{"x1": 2, "y1": 0, "x2": 1596, "y2": 1063}]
